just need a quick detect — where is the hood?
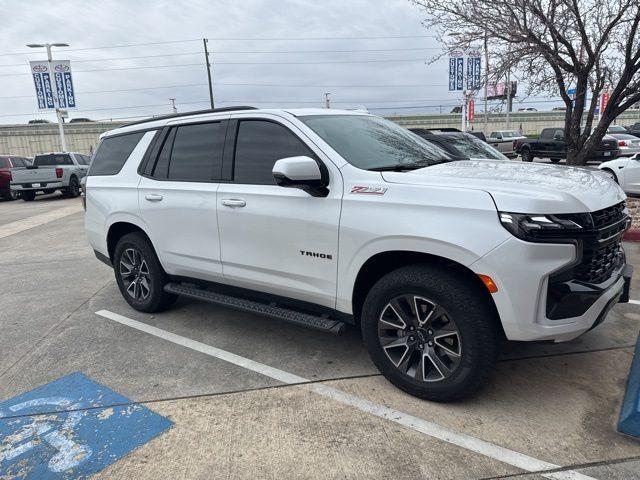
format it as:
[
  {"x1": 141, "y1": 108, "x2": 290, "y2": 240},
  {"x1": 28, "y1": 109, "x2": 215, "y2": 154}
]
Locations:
[{"x1": 381, "y1": 160, "x2": 626, "y2": 213}]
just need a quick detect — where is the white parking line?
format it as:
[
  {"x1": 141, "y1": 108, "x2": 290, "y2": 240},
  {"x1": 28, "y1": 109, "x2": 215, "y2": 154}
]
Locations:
[
  {"x1": 628, "y1": 299, "x2": 640, "y2": 305},
  {"x1": 0, "y1": 205, "x2": 82, "y2": 239},
  {"x1": 96, "y1": 309, "x2": 597, "y2": 480}
]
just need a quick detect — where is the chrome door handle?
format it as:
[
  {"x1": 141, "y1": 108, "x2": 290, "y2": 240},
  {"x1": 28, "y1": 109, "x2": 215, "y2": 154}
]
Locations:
[
  {"x1": 145, "y1": 193, "x2": 163, "y2": 202},
  {"x1": 221, "y1": 198, "x2": 246, "y2": 208}
]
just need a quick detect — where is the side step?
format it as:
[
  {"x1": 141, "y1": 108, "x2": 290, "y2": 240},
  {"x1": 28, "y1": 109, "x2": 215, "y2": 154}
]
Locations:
[{"x1": 164, "y1": 283, "x2": 346, "y2": 335}]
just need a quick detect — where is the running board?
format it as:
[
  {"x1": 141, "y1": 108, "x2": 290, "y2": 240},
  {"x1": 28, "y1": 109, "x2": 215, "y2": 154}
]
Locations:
[{"x1": 163, "y1": 283, "x2": 346, "y2": 335}]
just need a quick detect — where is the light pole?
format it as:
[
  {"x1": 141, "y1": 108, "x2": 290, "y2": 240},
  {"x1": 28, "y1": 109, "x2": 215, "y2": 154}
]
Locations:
[
  {"x1": 483, "y1": 29, "x2": 489, "y2": 133},
  {"x1": 324, "y1": 92, "x2": 331, "y2": 109},
  {"x1": 27, "y1": 43, "x2": 69, "y2": 152},
  {"x1": 169, "y1": 98, "x2": 177, "y2": 114}
]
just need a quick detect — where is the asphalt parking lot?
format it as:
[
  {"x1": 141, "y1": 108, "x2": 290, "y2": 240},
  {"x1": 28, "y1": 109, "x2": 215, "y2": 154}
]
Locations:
[{"x1": 1, "y1": 193, "x2": 640, "y2": 480}]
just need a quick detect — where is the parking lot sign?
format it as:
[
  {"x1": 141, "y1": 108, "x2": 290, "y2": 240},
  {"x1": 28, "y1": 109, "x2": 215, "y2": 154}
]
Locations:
[
  {"x1": 29, "y1": 60, "x2": 76, "y2": 111},
  {"x1": 466, "y1": 56, "x2": 481, "y2": 90},
  {"x1": 449, "y1": 54, "x2": 465, "y2": 91}
]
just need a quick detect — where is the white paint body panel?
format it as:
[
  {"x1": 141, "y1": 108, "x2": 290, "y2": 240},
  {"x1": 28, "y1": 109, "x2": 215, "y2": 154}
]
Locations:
[
  {"x1": 85, "y1": 109, "x2": 627, "y2": 343},
  {"x1": 599, "y1": 155, "x2": 640, "y2": 194}
]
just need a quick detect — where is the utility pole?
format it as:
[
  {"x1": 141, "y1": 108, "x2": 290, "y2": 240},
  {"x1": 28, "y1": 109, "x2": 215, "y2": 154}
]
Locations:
[
  {"x1": 203, "y1": 38, "x2": 214, "y2": 109},
  {"x1": 324, "y1": 92, "x2": 331, "y2": 109},
  {"x1": 27, "y1": 42, "x2": 69, "y2": 151},
  {"x1": 169, "y1": 98, "x2": 177, "y2": 114},
  {"x1": 505, "y1": 72, "x2": 511, "y2": 128},
  {"x1": 483, "y1": 29, "x2": 489, "y2": 133}
]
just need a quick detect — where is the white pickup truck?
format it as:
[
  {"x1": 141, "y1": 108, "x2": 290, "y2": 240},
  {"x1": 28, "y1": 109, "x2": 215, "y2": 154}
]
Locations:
[
  {"x1": 84, "y1": 107, "x2": 632, "y2": 401},
  {"x1": 11, "y1": 152, "x2": 90, "y2": 201}
]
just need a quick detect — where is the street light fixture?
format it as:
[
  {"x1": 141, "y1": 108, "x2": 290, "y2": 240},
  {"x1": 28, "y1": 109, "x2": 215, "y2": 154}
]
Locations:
[{"x1": 26, "y1": 43, "x2": 70, "y2": 151}]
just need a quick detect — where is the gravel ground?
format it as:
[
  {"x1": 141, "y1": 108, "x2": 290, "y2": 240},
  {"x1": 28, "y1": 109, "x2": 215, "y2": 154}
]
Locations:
[{"x1": 628, "y1": 197, "x2": 640, "y2": 228}]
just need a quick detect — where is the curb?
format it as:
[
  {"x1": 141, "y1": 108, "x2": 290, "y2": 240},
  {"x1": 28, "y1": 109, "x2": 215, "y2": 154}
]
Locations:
[{"x1": 624, "y1": 229, "x2": 640, "y2": 242}]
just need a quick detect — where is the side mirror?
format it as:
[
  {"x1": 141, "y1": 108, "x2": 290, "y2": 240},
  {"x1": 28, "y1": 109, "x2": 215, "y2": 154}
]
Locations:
[{"x1": 273, "y1": 156, "x2": 328, "y2": 197}]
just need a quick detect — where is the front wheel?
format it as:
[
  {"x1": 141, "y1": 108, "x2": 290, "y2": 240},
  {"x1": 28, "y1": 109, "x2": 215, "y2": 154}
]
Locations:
[
  {"x1": 550, "y1": 158, "x2": 562, "y2": 163},
  {"x1": 361, "y1": 265, "x2": 499, "y2": 402},
  {"x1": 602, "y1": 168, "x2": 618, "y2": 183},
  {"x1": 113, "y1": 232, "x2": 178, "y2": 312}
]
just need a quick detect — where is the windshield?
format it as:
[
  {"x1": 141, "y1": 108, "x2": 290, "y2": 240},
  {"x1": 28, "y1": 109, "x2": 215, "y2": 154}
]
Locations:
[
  {"x1": 439, "y1": 134, "x2": 508, "y2": 160},
  {"x1": 499, "y1": 131, "x2": 521, "y2": 138},
  {"x1": 608, "y1": 125, "x2": 627, "y2": 133},
  {"x1": 299, "y1": 114, "x2": 453, "y2": 170}
]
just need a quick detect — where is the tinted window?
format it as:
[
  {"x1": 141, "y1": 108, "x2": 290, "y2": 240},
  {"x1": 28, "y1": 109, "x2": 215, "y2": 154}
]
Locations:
[
  {"x1": 540, "y1": 129, "x2": 554, "y2": 140},
  {"x1": 152, "y1": 129, "x2": 175, "y2": 179},
  {"x1": 167, "y1": 122, "x2": 225, "y2": 181},
  {"x1": 88, "y1": 132, "x2": 146, "y2": 176},
  {"x1": 234, "y1": 120, "x2": 314, "y2": 184},
  {"x1": 439, "y1": 134, "x2": 508, "y2": 160},
  {"x1": 0, "y1": 158, "x2": 10, "y2": 168},
  {"x1": 34, "y1": 154, "x2": 73, "y2": 166},
  {"x1": 10, "y1": 158, "x2": 24, "y2": 167},
  {"x1": 301, "y1": 115, "x2": 452, "y2": 170}
]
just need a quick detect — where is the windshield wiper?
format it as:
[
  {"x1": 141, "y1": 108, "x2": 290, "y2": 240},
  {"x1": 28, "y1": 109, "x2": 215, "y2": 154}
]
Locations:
[{"x1": 368, "y1": 164, "x2": 422, "y2": 172}]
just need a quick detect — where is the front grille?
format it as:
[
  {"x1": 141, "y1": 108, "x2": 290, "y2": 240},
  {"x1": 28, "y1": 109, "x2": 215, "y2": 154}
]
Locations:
[{"x1": 574, "y1": 202, "x2": 628, "y2": 284}]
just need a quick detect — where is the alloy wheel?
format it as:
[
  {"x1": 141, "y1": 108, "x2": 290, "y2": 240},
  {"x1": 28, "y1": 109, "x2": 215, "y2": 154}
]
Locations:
[
  {"x1": 119, "y1": 248, "x2": 151, "y2": 301},
  {"x1": 378, "y1": 294, "x2": 462, "y2": 382}
]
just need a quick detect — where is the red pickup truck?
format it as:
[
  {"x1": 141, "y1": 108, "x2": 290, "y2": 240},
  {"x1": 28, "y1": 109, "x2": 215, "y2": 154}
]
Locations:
[{"x1": 0, "y1": 155, "x2": 30, "y2": 201}]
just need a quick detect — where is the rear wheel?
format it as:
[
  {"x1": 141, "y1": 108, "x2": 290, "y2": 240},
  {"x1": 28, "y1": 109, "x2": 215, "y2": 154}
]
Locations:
[
  {"x1": 520, "y1": 148, "x2": 534, "y2": 162},
  {"x1": 21, "y1": 191, "x2": 35, "y2": 201},
  {"x1": 113, "y1": 232, "x2": 177, "y2": 313},
  {"x1": 361, "y1": 265, "x2": 499, "y2": 402},
  {"x1": 63, "y1": 176, "x2": 80, "y2": 198},
  {"x1": 3, "y1": 189, "x2": 17, "y2": 201}
]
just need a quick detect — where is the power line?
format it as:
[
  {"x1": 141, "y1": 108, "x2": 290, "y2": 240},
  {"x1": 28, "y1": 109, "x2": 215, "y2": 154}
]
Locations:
[
  {"x1": 0, "y1": 83, "x2": 209, "y2": 99},
  {"x1": 0, "y1": 35, "x2": 438, "y2": 58}
]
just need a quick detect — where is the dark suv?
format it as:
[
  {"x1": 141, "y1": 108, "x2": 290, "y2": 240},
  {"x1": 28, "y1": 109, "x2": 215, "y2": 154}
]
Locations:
[{"x1": 0, "y1": 155, "x2": 30, "y2": 201}]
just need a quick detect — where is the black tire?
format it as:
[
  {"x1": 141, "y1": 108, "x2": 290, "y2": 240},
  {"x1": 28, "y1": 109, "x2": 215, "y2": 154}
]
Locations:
[
  {"x1": 550, "y1": 158, "x2": 562, "y2": 163},
  {"x1": 43, "y1": 189, "x2": 55, "y2": 195},
  {"x1": 3, "y1": 189, "x2": 17, "y2": 201},
  {"x1": 113, "y1": 232, "x2": 178, "y2": 313},
  {"x1": 602, "y1": 168, "x2": 618, "y2": 183},
  {"x1": 361, "y1": 264, "x2": 499, "y2": 402},
  {"x1": 520, "y1": 148, "x2": 534, "y2": 162},
  {"x1": 63, "y1": 176, "x2": 80, "y2": 198},
  {"x1": 21, "y1": 191, "x2": 35, "y2": 201}
]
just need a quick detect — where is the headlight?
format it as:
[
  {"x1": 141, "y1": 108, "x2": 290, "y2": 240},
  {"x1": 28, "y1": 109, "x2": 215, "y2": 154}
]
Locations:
[{"x1": 498, "y1": 212, "x2": 593, "y2": 242}]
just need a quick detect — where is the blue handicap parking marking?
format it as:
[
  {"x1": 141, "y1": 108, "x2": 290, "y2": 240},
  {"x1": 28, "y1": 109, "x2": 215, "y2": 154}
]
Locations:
[
  {"x1": 0, "y1": 372, "x2": 172, "y2": 479},
  {"x1": 619, "y1": 333, "x2": 640, "y2": 438}
]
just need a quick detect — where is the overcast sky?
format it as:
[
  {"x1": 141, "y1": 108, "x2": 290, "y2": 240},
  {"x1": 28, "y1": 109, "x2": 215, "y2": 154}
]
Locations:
[{"x1": 0, "y1": 0, "x2": 479, "y2": 124}]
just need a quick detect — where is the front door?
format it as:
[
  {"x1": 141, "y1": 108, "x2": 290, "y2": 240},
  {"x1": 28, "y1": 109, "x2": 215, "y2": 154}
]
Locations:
[
  {"x1": 138, "y1": 120, "x2": 226, "y2": 281},
  {"x1": 217, "y1": 117, "x2": 342, "y2": 308}
]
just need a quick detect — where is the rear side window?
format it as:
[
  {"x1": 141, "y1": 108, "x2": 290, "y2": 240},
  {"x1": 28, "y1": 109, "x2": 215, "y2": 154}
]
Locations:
[
  {"x1": 167, "y1": 122, "x2": 225, "y2": 181},
  {"x1": 34, "y1": 154, "x2": 73, "y2": 166},
  {"x1": 233, "y1": 120, "x2": 314, "y2": 185},
  {"x1": 10, "y1": 158, "x2": 24, "y2": 167},
  {"x1": 88, "y1": 132, "x2": 145, "y2": 176},
  {"x1": 0, "y1": 158, "x2": 9, "y2": 168}
]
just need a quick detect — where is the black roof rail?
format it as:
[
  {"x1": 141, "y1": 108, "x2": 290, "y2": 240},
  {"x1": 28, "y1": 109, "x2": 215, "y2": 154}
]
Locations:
[
  {"x1": 122, "y1": 106, "x2": 258, "y2": 127},
  {"x1": 409, "y1": 127, "x2": 462, "y2": 133}
]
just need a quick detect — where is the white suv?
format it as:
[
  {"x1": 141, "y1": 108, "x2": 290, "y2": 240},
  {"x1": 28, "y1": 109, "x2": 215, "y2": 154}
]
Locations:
[{"x1": 85, "y1": 107, "x2": 632, "y2": 401}]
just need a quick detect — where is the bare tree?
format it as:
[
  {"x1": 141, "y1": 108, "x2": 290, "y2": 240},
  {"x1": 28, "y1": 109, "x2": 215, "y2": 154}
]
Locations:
[{"x1": 412, "y1": 0, "x2": 640, "y2": 165}]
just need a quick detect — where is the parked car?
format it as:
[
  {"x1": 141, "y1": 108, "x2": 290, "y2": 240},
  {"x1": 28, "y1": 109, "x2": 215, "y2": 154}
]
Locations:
[
  {"x1": 518, "y1": 107, "x2": 537, "y2": 112},
  {"x1": 515, "y1": 128, "x2": 620, "y2": 163},
  {"x1": 28, "y1": 119, "x2": 52, "y2": 124},
  {"x1": 552, "y1": 106, "x2": 567, "y2": 111},
  {"x1": 0, "y1": 155, "x2": 30, "y2": 201},
  {"x1": 599, "y1": 153, "x2": 640, "y2": 194},
  {"x1": 69, "y1": 118, "x2": 93, "y2": 123},
  {"x1": 608, "y1": 133, "x2": 640, "y2": 157},
  {"x1": 626, "y1": 123, "x2": 640, "y2": 138},
  {"x1": 409, "y1": 128, "x2": 509, "y2": 161},
  {"x1": 11, "y1": 152, "x2": 90, "y2": 201},
  {"x1": 486, "y1": 130, "x2": 527, "y2": 158},
  {"x1": 607, "y1": 125, "x2": 629, "y2": 134},
  {"x1": 85, "y1": 106, "x2": 631, "y2": 401}
]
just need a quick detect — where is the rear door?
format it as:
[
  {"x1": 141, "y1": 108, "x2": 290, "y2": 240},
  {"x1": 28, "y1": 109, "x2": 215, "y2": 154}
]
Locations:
[
  {"x1": 138, "y1": 119, "x2": 228, "y2": 281},
  {"x1": 217, "y1": 115, "x2": 342, "y2": 308}
]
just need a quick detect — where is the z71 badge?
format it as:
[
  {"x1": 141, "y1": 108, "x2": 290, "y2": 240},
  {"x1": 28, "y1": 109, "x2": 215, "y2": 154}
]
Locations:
[{"x1": 350, "y1": 185, "x2": 388, "y2": 195}]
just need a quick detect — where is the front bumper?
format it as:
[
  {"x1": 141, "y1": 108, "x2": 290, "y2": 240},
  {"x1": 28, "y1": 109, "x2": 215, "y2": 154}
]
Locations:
[{"x1": 471, "y1": 237, "x2": 632, "y2": 342}]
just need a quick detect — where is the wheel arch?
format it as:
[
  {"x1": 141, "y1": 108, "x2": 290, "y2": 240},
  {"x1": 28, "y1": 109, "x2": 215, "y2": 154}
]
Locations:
[
  {"x1": 350, "y1": 250, "x2": 501, "y2": 332},
  {"x1": 107, "y1": 221, "x2": 153, "y2": 263}
]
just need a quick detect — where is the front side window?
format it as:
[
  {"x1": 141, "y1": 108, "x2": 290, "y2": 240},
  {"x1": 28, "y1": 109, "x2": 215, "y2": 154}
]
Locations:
[
  {"x1": 300, "y1": 114, "x2": 452, "y2": 171},
  {"x1": 88, "y1": 132, "x2": 145, "y2": 176},
  {"x1": 167, "y1": 122, "x2": 225, "y2": 182},
  {"x1": 233, "y1": 120, "x2": 314, "y2": 185}
]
